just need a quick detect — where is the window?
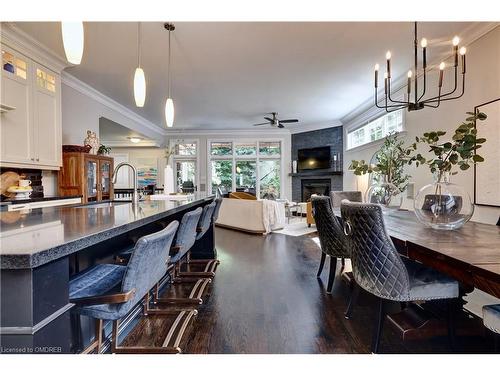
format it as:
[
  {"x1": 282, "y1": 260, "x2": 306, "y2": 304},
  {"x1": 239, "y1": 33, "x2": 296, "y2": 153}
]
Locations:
[
  {"x1": 209, "y1": 140, "x2": 282, "y2": 197},
  {"x1": 347, "y1": 110, "x2": 403, "y2": 150},
  {"x1": 2, "y1": 50, "x2": 27, "y2": 80},
  {"x1": 175, "y1": 142, "x2": 196, "y2": 156}
]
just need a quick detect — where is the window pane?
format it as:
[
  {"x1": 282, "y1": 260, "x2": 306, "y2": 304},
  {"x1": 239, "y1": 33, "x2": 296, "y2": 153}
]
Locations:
[
  {"x1": 259, "y1": 141, "x2": 281, "y2": 156},
  {"x1": 235, "y1": 161, "x2": 256, "y2": 195},
  {"x1": 347, "y1": 110, "x2": 403, "y2": 150},
  {"x1": 176, "y1": 160, "x2": 196, "y2": 193},
  {"x1": 235, "y1": 142, "x2": 256, "y2": 156},
  {"x1": 211, "y1": 160, "x2": 233, "y2": 193},
  {"x1": 259, "y1": 160, "x2": 280, "y2": 199},
  {"x1": 211, "y1": 141, "x2": 232, "y2": 156},
  {"x1": 175, "y1": 142, "x2": 196, "y2": 156}
]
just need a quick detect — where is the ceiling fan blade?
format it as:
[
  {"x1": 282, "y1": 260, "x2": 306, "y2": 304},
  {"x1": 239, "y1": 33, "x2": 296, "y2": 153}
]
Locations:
[
  {"x1": 253, "y1": 123, "x2": 270, "y2": 126},
  {"x1": 263, "y1": 117, "x2": 274, "y2": 122},
  {"x1": 278, "y1": 124, "x2": 285, "y2": 128},
  {"x1": 279, "y1": 119, "x2": 299, "y2": 123}
]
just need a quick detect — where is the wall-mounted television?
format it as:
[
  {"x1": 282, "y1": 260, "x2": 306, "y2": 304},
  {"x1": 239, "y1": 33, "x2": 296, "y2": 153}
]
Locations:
[{"x1": 297, "y1": 146, "x2": 331, "y2": 171}]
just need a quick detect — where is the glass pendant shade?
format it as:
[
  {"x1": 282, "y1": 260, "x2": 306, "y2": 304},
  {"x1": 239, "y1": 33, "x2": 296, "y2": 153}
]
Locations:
[
  {"x1": 61, "y1": 22, "x2": 84, "y2": 65},
  {"x1": 133, "y1": 67, "x2": 146, "y2": 107},
  {"x1": 165, "y1": 97, "x2": 175, "y2": 127}
]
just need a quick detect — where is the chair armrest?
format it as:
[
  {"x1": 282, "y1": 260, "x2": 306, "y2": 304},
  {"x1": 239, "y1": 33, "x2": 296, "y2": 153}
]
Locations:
[{"x1": 70, "y1": 289, "x2": 136, "y2": 306}]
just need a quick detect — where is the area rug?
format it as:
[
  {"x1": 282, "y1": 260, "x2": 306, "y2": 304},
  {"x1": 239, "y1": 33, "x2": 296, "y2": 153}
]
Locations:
[{"x1": 272, "y1": 219, "x2": 317, "y2": 237}]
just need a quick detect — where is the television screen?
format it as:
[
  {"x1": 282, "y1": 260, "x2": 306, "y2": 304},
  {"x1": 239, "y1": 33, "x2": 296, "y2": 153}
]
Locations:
[{"x1": 297, "y1": 146, "x2": 331, "y2": 171}]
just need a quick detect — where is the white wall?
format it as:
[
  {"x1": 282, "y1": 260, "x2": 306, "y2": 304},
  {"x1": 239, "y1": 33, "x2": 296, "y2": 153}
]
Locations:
[{"x1": 342, "y1": 26, "x2": 500, "y2": 225}]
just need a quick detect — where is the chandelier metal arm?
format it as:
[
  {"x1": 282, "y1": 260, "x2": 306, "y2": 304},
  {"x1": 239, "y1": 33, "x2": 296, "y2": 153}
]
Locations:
[
  {"x1": 376, "y1": 88, "x2": 408, "y2": 108},
  {"x1": 423, "y1": 75, "x2": 465, "y2": 103},
  {"x1": 387, "y1": 80, "x2": 408, "y2": 104},
  {"x1": 422, "y1": 65, "x2": 459, "y2": 102}
]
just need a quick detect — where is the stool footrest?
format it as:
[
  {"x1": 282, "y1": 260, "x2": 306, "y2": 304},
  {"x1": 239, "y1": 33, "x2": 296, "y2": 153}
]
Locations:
[
  {"x1": 179, "y1": 259, "x2": 219, "y2": 278},
  {"x1": 156, "y1": 278, "x2": 211, "y2": 305}
]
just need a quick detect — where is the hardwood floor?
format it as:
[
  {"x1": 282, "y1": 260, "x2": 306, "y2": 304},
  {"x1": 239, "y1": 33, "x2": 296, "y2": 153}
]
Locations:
[{"x1": 123, "y1": 227, "x2": 492, "y2": 354}]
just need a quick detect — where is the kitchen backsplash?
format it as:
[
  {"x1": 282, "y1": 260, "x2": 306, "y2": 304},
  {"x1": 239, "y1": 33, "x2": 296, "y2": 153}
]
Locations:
[{"x1": 0, "y1": 168, "x2": 44, "y2": 199}]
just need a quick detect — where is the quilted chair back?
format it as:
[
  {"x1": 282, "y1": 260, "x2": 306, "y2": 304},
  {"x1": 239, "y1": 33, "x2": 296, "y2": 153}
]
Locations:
[
  {"x1": 196, "y1": 201, "x2": 217, "y2": 240},
  {"x1": 174, "y1": 207, "x2": 203, "y2": 252},
  {"x1": 330, "y1": 191, "x2": 363, "y2": 208},
  {"x1": 212, "y1": 197, "x2": 223, "y2": 223},
  {"x1": 311, "y1": 196, "x2": 349, "y2": 259},
  {"x1": 120, "y1": 220, "x2": 179, "y2": 315},
  {"x1": 341, "y1": 201, "x2": 411, "y2": 301}
]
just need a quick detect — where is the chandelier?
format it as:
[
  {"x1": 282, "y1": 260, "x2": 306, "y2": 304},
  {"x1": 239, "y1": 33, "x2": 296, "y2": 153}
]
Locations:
[{"x1": 374, "y1": 22, "x2": 466, "y2": 112}]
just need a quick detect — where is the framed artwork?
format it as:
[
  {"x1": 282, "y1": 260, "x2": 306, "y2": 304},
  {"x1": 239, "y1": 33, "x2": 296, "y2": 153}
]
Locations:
[
  {"x1": 136, "y1": 158, "x2": 158, "y2": 187},
  {"x1": 474, "y1": 97, "x2": 500, "y2": 207}
]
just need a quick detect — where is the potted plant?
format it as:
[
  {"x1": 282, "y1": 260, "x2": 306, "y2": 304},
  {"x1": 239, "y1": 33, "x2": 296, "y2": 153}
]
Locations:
[
  {"x1": 411, "y1": 111, "x2": 487, "y2": 230},
  {"x1": 97, "y1": 144, "x2": 111, "y2": 155},
  {"x1": 349, "y1": 132, "x2": 416, "y2": 213}
]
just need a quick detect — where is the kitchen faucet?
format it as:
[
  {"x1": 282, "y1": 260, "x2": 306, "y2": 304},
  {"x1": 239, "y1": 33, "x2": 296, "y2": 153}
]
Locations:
[{"x1": 112, "y1": 162, "x2": 140, "y2": 204}]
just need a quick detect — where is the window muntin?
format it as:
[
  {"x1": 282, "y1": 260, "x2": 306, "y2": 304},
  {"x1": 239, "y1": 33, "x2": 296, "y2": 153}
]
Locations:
[{"x1": 347, "y1": 110, "x2": 403, "y2": 150}]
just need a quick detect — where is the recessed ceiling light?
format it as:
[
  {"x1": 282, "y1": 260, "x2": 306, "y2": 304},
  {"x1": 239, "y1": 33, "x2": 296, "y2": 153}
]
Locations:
[{"x1": 127, "y1": 137, "x2": 143, "y2": 143}]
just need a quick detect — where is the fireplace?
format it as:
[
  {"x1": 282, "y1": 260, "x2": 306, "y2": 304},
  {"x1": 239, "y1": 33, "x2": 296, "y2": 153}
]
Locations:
[{"x1": 301, "y1": 179, "x2": 331, "y2": 202}]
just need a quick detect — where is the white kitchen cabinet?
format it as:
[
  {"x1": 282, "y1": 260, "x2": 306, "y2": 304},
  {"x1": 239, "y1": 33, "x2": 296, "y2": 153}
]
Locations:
[{"x1": 0, "y1": 44, "x2": 62, "y2": 170}]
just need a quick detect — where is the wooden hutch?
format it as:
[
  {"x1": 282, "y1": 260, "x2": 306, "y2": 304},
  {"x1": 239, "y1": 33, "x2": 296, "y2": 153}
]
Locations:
[{"x1": 58, "y1": 152, "x2": 114, "y2": 203}]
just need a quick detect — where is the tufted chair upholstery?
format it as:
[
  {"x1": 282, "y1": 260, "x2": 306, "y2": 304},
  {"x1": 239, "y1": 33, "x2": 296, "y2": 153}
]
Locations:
[
  {"x1": 483, "y1": 304, "x2": 500, "y2": 334},
  {"x1": 311, "y1": 196, "x2": 349, "y2": 259},
  {"x1": 311, "y1": 196, "x2": 350, "y2": 294},
  {"x1": 341, "y1": 201, "x2": 458, "y2": 302},
  {"x1": 330, "y1": 191, "x2": 363, "y2": 209},
  {"x1": 71, "y1": 220, "x2": 179, "y2": 321},
  {"x1": 196, "y1": 201, "x2": 217, "y2": 240},
  {"x1": 170, "y1": 207, "x2": 203, "y2": 263}
]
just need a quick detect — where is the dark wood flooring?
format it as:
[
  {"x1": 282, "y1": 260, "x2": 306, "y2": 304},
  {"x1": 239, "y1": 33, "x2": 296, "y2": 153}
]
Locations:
[{"x1": 123, "y1": 227, "x2": 493, "y2": 354}]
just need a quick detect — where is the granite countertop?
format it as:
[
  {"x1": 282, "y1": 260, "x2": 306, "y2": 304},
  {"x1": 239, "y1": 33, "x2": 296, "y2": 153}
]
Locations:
[
  {"x1": 0, "y1": 194, "x2": 213, "y2": 269},
  {"x1": 0, "y1": 195, "x2": 83, "y2": 205}
]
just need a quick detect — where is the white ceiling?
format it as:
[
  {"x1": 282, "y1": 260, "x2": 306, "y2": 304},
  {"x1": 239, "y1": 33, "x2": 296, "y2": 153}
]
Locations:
[
  {"x1": 99, "y1": 117, "x2": 151, "y2": 142},
  {"x1": 13, "y1": 22, "x2": 486, "y2": 130}
]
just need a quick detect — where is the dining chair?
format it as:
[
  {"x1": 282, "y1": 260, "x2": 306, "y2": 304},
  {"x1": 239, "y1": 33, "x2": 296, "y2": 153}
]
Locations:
[
  {"x1": 341, "y1": 201, "x2": 459, "y2": 353},
  {"x1": 311, "y1": 196, "x2": 349, "y2": 294},
  {"x1": 70, "y1": 221, "x2": 197, "y2": 354},
  {"x1": 329, "y1": 190, "x2": 363, "y2": 208},
  {"x1": 483, "y1": 304, "x2": 500, "y2": 351}
]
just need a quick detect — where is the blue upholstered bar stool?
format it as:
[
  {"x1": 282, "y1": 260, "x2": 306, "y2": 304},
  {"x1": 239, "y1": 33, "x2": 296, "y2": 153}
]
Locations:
[
  {"x1": 179, "y1": 199, "x2": 221, "y2": 277},
  {"x1": 311, "y1": 196, "x2": 349, "y2": 294},
  {"x1": 483, "y1": 304, "x2": 500, "y2": 351},
  {"x1": 341, "y1": 201, "x2": 460, "y2": 353},
  {"x1": 69, "y1": 221, "x2": 199, "y2": 354}
]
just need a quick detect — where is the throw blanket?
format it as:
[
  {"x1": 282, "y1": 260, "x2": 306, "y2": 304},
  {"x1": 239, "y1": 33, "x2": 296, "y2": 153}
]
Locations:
[{"x1": 262, "y1": 200, "x2": 286, "y2": 233}]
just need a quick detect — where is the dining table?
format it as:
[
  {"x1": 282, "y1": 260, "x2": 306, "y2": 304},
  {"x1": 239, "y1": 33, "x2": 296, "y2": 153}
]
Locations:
[{"x1": 334, "y1": 209, "x2": 500, "y2": 298}]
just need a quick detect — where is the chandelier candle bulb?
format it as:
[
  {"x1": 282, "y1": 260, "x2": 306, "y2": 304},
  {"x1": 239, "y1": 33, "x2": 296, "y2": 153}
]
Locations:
[
  {"x1": 439, "y1": 62, "x2": 445, "y2": 87},
  {"x1": 386, "y1": 51, "x2": 391, "y2": 78},
  {"x1": 452, "y1": 36, "x2": 460, "y2": 46},
  {"x1": 407, "y1": 71, "x2": 412, "y2": 94}
]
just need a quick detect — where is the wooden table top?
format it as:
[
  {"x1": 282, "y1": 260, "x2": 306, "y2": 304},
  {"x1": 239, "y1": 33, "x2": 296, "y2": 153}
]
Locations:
[{"x1": 334, "y1": 208, "x2": 500, "y2": 297}]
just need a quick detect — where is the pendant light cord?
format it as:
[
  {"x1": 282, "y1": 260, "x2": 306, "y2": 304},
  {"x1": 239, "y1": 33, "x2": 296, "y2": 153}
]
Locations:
[
  {"x1": 137, "y1": 22, "x2": 141, "y2": 68},
  {"x1": 168, "y1": 27, "x2": 171, "y2": 98}
]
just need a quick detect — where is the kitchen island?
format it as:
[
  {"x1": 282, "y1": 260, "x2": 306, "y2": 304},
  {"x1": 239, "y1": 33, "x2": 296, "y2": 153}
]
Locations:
[{"x1": 0, "y1": 194, "x2": 215, "y2": 353}]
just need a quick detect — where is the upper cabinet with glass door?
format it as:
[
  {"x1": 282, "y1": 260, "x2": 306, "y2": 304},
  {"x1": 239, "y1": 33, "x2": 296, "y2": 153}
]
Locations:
[{"x1": 0, "y1": 43, "x2": 62, "y2": 170}]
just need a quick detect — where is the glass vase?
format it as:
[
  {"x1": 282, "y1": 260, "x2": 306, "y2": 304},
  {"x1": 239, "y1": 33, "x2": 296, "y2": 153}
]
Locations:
[
  {"x1": 413, "y1": 172, "x2": 474, "y2": 230},
  {"x1": 365, "y1": 176, "x2": 403, "y2": 214}
]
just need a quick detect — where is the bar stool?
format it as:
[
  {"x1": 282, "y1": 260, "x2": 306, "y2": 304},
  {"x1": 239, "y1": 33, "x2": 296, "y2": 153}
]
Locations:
[
  {"x1": 70, "y1": 221, "x2": 197, "y2": 354},
  {"x1": 153, "y1": 207, "x2": 213, "y2": 305},
  {"x1": 179, "y1": 199, "x2": 220, "y2": 277},
  {"x1": 341, "y1": 201, "x2": 459, "y2": 353},
  {"x1": 483, "y1": 304, "x2": 500, "y2": 351}
]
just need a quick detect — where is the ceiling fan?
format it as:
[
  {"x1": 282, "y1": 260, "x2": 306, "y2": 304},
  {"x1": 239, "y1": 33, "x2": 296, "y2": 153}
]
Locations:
[{"x1": 253, "y1": 112, "x2": 299, "y2": 128}]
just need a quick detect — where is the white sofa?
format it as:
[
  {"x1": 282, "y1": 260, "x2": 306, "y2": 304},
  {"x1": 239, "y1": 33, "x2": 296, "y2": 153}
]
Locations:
[{"x1": 215, "y1": 198, "x2": 285, "y2": 234}]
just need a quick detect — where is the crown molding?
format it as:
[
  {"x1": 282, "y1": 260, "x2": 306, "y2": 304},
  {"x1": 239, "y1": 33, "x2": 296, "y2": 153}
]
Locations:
[
  {"x1": 340, "y1": 22, "x2": 499, "y2": 126},
  {"x1": 164, "y1": 127, "x2": 291, "y2": 136},
  {"x1": 0, "y1": 22, "x2": 69, "y2": 73},
  {"x1": 103, "y1": 140, "x2": 161, "y2": 148},
  {"x1": 61, "y1": 72, "x2": 168, "y2": 138},
  {"x1": 288, "y1": 120, "x2": 342, "y2": 134}
]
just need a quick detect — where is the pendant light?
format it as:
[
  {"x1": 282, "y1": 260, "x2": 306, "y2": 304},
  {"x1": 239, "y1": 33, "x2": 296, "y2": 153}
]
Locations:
[
  {"x1": 164, "y1": 23, "x2": 175, "y2": 128},
  {"x1": 61, "y1": 22, "x2": 84, "y2": 65},
  {"x1": 133, "y1": 22, "x2": 146, "y2": 107}
]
